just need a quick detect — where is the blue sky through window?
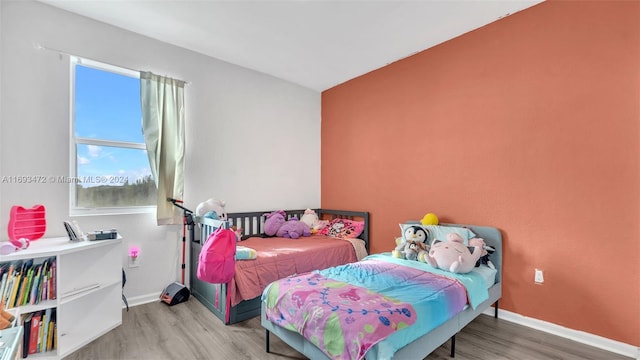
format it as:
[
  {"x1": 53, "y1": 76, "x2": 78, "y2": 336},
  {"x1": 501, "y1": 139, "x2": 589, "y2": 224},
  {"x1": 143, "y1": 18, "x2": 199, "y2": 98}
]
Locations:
[
  {"x1": 75, "y1": 65, "x2": 142, "y2": 142},
  {"x1": 75, "y1": 64, "x2": 152, "y2": 186}
]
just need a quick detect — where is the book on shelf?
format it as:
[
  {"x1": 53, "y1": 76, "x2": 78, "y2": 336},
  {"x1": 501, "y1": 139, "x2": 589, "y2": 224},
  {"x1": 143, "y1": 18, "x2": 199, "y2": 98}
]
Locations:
[
  {"x1": 9, "y1": 269, "x2": 21, "y2": 307},
  {"x1": 2, "y1": 279, "x2": 10, "y2": 306},
  {"x1": 41, "y1": 308, "x2": 52, "y2": 353},
  {"x1": 52, "y1": 322, "x2": 57, "y2": 351},
  {"x1": 47, "y1": 309, "x2": 56, "y2": 351},
  {"x1": 29, "y1": 264, "x2": 41, "y2": 305},
  {"x1": 50, "y1": 259, "x2": 57, "y2": 300},
  {"x1": 22, "y1": 312, "x2": 33, "y2": 358},
  {"x1": 0, "y1": 257, "x2": 57, "y2": 308},
  {"x1": 0, "y1": 263, "x2": 9, "y2": 301},
  {"x1": 41, "y1": 276, "x2": 47, "y2": 303},
  {"x1": 37, "y1": 312, "x2": 45, "y2": 353},
  {"x1": 28, "y1": 311, "x2": 41, "y2": 355},
  {"x1": 18, "y1": 266, "x2": 33, "y2": 306}
]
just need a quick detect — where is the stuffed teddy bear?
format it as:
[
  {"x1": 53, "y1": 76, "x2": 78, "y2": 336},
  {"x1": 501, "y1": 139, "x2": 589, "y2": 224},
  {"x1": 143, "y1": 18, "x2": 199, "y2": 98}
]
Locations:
[
  {"x1": 195, "y1": 198, "x2": 228, "y2": 220},
  {"x1": 0, "y1": 302, "x2": 15, "y2": 330},
  {"x1": 263, "y1": 210, "x2": 286, "y2": 236},
  {"x1": 393, "y1": 239, "x2": 427, "y2": 261},
  {"x1": 276, "y1": 218, "x2": 311, "y2": 239},
  {"x1": 468, "y1": 237, "x2": 496, "y2": 269},
  {"x1": 423, "y1": 233, "x2": 482, "y2": 274},
  {"x1": 300, "y1": 209, "x2": 329, "y2": 234}
]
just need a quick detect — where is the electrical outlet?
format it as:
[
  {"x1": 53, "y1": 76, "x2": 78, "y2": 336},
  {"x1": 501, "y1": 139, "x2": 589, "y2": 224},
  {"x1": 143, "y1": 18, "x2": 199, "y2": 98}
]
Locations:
[
  {"x1": 534, "y1": 269, "x2": 544, "y2": 284},
  {"x1": 128, "y1": 256, "x2": 140, "y2": 268}
]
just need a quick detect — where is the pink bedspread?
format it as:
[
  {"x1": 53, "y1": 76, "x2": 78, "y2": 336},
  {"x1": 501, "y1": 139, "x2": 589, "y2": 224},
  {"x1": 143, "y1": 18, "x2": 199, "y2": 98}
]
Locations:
[{"x1": 229, "y1": 235, "x2": 358, "y2": 306}]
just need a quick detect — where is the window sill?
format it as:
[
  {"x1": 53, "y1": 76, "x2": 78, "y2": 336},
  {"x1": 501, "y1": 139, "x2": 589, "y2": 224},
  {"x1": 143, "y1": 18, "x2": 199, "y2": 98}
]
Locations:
[{"x1": 70, "y1": 206, "x2": 156, "y2": 217}]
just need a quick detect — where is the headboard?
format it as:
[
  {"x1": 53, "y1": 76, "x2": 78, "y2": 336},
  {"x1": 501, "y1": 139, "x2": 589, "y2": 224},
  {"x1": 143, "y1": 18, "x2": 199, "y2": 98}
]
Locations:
[{"x1": 195, "y1": 209, "x2": 370, "y2": 253}]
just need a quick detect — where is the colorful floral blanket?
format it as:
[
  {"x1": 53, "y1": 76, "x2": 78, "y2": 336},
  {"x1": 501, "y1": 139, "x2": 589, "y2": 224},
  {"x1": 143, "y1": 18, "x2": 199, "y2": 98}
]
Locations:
[
  {"x1": 264, "y1": 256, "x2": 482, "y2": 360},
  {"x1": 264, "y1": 272, "x2": 416, "y2": 360}
]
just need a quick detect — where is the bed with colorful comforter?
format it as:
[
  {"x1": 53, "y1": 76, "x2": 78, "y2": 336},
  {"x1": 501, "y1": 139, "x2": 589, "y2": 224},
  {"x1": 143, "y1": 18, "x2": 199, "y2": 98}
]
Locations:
[
  {"x1": 190, "y1": 209, "x2": 369, "y2": 325},
  {"x1": 261, "y1": 223, "x2": 502, "y2": 359}
]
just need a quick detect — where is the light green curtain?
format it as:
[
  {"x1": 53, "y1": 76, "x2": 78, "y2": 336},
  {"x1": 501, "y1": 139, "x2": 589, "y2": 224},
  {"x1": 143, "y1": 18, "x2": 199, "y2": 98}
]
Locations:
[{"x1": 140, "y1": 72, "x2": 185, "y2": 225}]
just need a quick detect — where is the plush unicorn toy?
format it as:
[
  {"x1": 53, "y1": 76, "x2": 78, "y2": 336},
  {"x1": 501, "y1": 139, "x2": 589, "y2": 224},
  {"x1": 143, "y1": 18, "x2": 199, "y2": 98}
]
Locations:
[{"x1": 263, "y1": 210, "x2": 286, "y2": 236}]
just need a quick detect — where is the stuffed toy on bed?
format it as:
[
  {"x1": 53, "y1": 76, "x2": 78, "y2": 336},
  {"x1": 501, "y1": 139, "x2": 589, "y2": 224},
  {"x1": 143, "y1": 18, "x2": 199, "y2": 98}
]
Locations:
[
  {"x1": 402, "y1": 225, "x2": 429, "y2": 246},
  {"x1": 392, "y1": 239, "x2": 427, "y2": 261},
  {"x1": 423, "y1": 233, "x2": 482, "y2": 273},
  {"x1": 276, "y1": 218, "x2": 311, "y2": 239},
  {"x1": 393, "y1": 225, "x2": 429, "y2": 261},
  {"x1": 468, "y1": 237, "x2": 496, "y2": 269},
  {"x1": 300, "y1": 209, "x2": 329, "y2": 234},
  {"x1": 398, "y1": 240, "x2": 427, "y2": 261},
  {"x1": 195, "y1": 198, "x2": 228, "y2": 220},
  {"x1": 264, "y1": 210, "x2": 286, "y2": 236}
]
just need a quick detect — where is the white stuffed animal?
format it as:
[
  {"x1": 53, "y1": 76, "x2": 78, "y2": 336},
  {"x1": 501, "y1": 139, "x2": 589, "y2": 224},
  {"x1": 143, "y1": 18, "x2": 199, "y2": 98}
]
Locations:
[
  {"x1": 195, "y1": 198, "x2": 227, "y2": 220},
  {"x1": 300, "y1": 209, "x2": 318, "y2": 228},
  {"x1": 300, "y1": 209, "x2": 329, "y2": 233}
]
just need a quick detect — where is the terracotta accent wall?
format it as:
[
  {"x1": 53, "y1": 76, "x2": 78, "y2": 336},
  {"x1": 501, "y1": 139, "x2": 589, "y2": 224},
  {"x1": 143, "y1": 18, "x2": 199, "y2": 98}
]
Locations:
[{"x1": 321, "y1": 0, "x2": 639, "y2": 346}]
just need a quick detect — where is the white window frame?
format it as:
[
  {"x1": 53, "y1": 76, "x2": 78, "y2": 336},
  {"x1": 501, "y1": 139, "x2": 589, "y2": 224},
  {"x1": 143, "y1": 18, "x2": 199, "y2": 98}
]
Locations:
[{"x1": 69, "y1": 56, "x2": 155, "y2": 216}]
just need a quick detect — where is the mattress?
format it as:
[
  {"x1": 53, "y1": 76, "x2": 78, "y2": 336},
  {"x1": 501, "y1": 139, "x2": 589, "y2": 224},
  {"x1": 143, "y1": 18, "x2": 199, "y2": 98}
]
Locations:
[{"x1": 472, "y1": 264, "x2": 498, "y2": 289}]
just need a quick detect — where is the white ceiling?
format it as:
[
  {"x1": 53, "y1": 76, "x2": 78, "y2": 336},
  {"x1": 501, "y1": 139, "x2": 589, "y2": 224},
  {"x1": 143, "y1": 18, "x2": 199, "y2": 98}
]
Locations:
[{"x1": 38, "y1": 0, "x2": 543, "y2": 92}]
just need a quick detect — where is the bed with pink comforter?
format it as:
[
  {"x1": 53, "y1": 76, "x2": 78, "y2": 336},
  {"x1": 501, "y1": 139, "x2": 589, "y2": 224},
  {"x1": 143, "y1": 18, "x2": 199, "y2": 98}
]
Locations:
[{"x1": 230, "y1": 235, "x2": 359, "y2": 307}]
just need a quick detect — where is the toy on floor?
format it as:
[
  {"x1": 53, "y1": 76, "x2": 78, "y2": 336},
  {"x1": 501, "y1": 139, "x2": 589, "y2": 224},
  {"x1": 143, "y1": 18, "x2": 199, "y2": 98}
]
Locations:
[{"x1": 423, "y1": 233, "x2": 482, "y2": 273}]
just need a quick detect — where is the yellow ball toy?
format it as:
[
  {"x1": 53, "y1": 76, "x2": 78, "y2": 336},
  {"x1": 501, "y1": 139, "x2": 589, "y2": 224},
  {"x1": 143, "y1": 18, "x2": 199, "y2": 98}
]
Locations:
[{"x1": 421, "y1": 213, "x2": 439, "y2": 226}]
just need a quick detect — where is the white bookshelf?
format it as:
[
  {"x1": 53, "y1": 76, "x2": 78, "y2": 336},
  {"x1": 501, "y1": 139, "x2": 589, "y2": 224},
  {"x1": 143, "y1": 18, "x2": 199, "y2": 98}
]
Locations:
[{"x1": 1, "y1": 236, "x2": 122, "y2": 359}]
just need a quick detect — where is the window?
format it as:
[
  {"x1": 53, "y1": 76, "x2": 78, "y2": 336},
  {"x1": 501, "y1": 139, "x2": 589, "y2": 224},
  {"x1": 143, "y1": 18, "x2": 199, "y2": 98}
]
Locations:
[{"x1": 70, "y1": 57, "x2": 156, "y2": 214}]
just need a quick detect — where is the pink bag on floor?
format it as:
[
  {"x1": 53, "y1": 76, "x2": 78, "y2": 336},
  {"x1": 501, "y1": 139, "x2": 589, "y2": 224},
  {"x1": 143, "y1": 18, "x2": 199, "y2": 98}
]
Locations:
[{"x1": 197, "y1": 228, "x2": 236, "y2": 284}]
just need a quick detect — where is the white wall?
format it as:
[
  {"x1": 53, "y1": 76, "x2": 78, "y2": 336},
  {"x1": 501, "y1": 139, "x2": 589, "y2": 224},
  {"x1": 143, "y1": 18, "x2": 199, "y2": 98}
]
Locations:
[
  {"x1": 0, "y1": 1, "x2": 320, "y2": 304},
  {"x1": 0, "y1": 0, "x2": 3, "y2": 202}
]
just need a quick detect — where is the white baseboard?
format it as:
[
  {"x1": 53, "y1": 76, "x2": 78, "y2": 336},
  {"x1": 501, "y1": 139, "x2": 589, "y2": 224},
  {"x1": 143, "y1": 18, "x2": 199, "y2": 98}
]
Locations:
[
  {"x1": 483, "y1": 307, "x2": 639, "y2": 359},
  {"x1": 123, "y1": 293, "x2": 162, "y2": 308}
]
